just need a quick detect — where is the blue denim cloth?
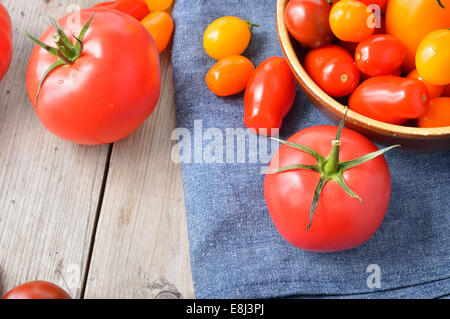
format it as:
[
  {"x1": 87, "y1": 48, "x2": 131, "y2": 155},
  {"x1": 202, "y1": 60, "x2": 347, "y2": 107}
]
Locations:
[{"x1": 171, "y1": 0, "x2": 450, "y2": 298}]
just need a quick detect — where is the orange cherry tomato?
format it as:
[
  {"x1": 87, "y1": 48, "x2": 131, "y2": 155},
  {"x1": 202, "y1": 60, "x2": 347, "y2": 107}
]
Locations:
[
  {"x1": 144, "y1": 0, "x2": 174, "y2": 11},
  {"x1": 329, "y1": 0, "x2": 375, "y2": 42},
  {"x1": 385, "y1": 0, "x2": 450, "y2": 72},
  {"x1": 141, "y1": 11, "x2": 174, "y2": 53},
  {"x1": 206, "y1": 55, "x2": 254, "y2": 97},
  {"x1": 407, "y1": 69, "x2": 445, "y2": 99},
  {"x1": 418, "y1": 97, "x2": 450, "y2": 128}
]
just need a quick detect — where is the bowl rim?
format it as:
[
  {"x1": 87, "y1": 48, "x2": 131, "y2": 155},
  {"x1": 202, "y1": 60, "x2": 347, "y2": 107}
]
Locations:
[{"x1": 276, "y1": 0, "x2": 450, "y2": 140}]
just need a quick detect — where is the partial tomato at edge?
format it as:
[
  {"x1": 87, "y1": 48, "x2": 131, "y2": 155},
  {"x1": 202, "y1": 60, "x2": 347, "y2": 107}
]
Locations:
[
  {"x1": 92, "y1": 0, "x2": 150, "y2": 20},
  {"x1": 304, "y1": 45, "x2": 359, "y2": 97},
  {"x1": 3, "y1": 281, "x2": 71, "y2": 299},
  {"x1": 206, "y1": 55, "x2": 254, "y2": 97},
  {"x1": 0, "y1": 2, "x2": 12, "y2": 83},
  {"x1": 244, "y1": 57, "x2": 296, "y2": 136}
]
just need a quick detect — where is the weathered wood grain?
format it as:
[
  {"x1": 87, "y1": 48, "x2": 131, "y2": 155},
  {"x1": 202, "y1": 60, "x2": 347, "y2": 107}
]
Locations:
[
  {"x1": 0, "y1": 0, "x2": 109, "y2": 298},
  {"x1": 83, "y1": 51, "x2": 194, "y2": 299}
]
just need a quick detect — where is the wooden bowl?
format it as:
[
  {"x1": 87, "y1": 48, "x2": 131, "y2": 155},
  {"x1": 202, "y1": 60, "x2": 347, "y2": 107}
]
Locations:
[{"x1": 276, "y1": 0, "x2": 450, "y2": 152}]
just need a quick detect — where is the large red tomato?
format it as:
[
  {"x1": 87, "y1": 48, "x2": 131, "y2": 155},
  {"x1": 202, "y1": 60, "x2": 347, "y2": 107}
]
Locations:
[
  {"x1": 0, "y1": 2, "x2": 12, "y2": 83},
  {"x1": 26, "y1": 9, "x2": 160, "y2": 145},
  {"x1": 265, "y1": 119, "x2": 396, "y2": 252},
  {"x1": 3, "y1": 281, "x2": 71, "y2": 299}
]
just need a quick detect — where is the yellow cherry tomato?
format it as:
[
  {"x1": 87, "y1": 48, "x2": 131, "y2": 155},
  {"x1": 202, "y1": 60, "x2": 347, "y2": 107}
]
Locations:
[
  {"x1": 206, "y1": 55, "x2": 255, "y2": 96},
  {"x1": 386, "y1": 0, "x2": 450, "y2": 73},
  {"x1": 416, "y1": 29, "x2": 450, "y2": 86},
  {"x1": 144, "y1": 0, "x2": 173, "y2": 12},
  {"x1": 329, "y1": 0, "x2": 375, "y2": 42},
  {"x1": 203, "y1": 16, "x2": 254, "y2": 60}
]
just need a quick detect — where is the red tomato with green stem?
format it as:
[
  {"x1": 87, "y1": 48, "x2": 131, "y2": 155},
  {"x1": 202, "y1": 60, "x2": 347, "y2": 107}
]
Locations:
[
  {"x1": 3, "y1": 281, "x2": 71, "y2": 299},
  {"x1": 0, "y1": 2, "x2": 12, "y2": 83},
  {"x1": 92, "y1": 0, "x2": 150, "y2": 20},
  {"x1": 285, "y1": 0, "x2": 334, "y2": 48},
  {"x1": 349, "y1": 76, "x2": 429, "y2": 124},
  {"x1": 355, "y1": 34, "x2": 405, "y2": 77},
  {"x1": 244, "y1": 57, "x2": 296, "y2": 136},
  {"x1": 26, "y1": 9, "x2": 161, "y2": 145},
  {"x1": 304, "y1": 45, "x2": 360, "y2": 97},
  {"x1": 265, "y1": 110, "x2": 398, "y2": 252},
  {"x1": 206, "y1": 55, "x2": 254, "y2": 97}
]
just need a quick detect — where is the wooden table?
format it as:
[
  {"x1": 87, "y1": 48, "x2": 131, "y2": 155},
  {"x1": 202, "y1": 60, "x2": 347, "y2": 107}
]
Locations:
[{"x1": 0, "y1": 0, "x2": 194, "y2": 299}]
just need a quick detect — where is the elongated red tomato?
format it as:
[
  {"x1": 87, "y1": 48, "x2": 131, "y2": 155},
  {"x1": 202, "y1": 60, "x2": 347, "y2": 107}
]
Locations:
[
  {"x1": 349, "y1": 76, "x2": 429, "y2": 124},
  {"x1": 3, "y1": 281, "x2": 71, "y2": 299},
  {"x1": 206, "y1": 55, "x2": 254, "y2": 96},
  {"x1": 26, "y1": 9, "x2": 160, "y2": 145},
  {"x1": 244, "y1": 57, "x2": 296, "y2": 136},
  {"x1": 355, "y1": 34, "x2": 405, "y2": 77},
  {"x1": 285, "y1": 0, "x2": 333, "y2": 48},
  {"x1": 92, "y1": 0, "x2": 150, "y2": 20},
  {"x1": 0, "y1": 2, "x2": 12, "y2": 83},
  {"x1": 265, "y1": 122, "x2": 394, "y2": 252},
  {"x1": 304, "y1": 45, "x2": 359, "y2": 97}
]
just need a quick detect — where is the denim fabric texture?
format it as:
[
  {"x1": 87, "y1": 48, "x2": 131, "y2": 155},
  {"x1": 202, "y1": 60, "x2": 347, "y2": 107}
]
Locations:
[{"x1": 171, "y1": 0, "x2": 450, "y2": 298}]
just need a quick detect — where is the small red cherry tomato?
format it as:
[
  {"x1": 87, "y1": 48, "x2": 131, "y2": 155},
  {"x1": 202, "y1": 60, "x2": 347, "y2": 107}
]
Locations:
[
  {"x1": 407, "y1": 69, "x2": 445, "y2": 99},
  {"x1": 304, "y1": 45, "x2": 359, "y2": 97},
  {"x1": 244, "y1": 57, "x2": 296, "y2": 136},
  {"x1": 349, "y1": 76, "x2": 429, "y2": 124},
  {"x1": 355, "y1": 34, "x2": 405, "y2": 77},
  {"x1": 418, "y1": 97, "x2": 450, "y2": 128},
  {"x1": 206, "y1": 55, "x2": 254, "y2": 96},
  {"x1": 355, "y1": 34, "x2": 406, "y2": 76},
  {"x1": 285, "y1": 0, "x2": 334, "y2": 48},
  {"x1": 3, "y1": 281, "x2": 71, "y2": 299}
]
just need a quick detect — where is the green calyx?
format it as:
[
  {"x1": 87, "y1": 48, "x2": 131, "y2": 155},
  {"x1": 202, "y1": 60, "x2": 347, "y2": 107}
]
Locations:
[
  {"x1": 268, "y1": 108, "x2": 400, "y2": 231},
  {"x1": 26, "y1": 14, "x2": 95, "y2": 107},
  {"x1": 245, "y1": 19, "x2": 260, "y2": 32}
]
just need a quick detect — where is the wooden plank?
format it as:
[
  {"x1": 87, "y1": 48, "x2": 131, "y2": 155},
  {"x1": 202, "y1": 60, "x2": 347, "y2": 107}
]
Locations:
[
  {"x1": 84, "y1": 51, "x2": 195, "y2": 299},
  {"x1": 0, "y1": 0, "x2": 108, "y2": 298}
]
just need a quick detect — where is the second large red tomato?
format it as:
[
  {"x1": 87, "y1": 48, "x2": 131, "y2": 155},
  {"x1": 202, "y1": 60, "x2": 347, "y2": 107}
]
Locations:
[
  {"x1": 264, "y1": 124, "x2": 393, "y2": 252},
  {"x1": 26, "y1": 9, "x2": 161, "y2": 145}
]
